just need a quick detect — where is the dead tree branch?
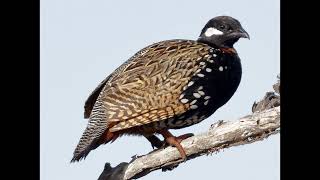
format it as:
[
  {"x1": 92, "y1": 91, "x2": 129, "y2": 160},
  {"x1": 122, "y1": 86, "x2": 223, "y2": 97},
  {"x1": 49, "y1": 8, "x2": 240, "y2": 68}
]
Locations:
[{"x1": 98, "y1": 79, "x2": 280, "y2": 180}]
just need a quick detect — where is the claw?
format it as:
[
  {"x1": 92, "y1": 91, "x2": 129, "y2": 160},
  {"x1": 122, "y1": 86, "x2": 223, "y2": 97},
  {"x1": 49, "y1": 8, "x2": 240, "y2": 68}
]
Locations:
[
  {"x1": 159, "y1": 130, "x2": 193, "y2": 160},
  {"x1": 144, "y1": 131, "x2": 194, "y2": 161},
  {"x1": 176, "y1": 133, "x2": 194, "y2": 143}
]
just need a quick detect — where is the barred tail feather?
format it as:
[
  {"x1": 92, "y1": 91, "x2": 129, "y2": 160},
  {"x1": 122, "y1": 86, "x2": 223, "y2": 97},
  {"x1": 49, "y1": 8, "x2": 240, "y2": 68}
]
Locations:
[
  {"x1": 71, "y1": 128, "x2": 117, "y2": 162},
  {"x1": 71, "y1": 125, "x2": 102, "y2": 162},
  {"x1": 71, "y1": 98, "x2": 110, "y2": 162},
  {"x1": 71, "y1": 138, "x2": 99, "y2": 162}
]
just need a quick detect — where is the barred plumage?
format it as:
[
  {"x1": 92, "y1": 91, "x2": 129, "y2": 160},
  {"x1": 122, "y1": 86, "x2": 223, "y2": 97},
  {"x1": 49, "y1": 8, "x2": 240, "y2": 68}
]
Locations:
[{"x1": 72, "y1": 16, "x2": 249, "y2": 162}]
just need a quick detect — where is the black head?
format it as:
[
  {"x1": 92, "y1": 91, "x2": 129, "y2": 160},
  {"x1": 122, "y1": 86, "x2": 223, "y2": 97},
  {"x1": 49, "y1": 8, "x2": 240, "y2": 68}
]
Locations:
[{"x1": 198, "y1": 16, "x2": 249, "y2": 48}]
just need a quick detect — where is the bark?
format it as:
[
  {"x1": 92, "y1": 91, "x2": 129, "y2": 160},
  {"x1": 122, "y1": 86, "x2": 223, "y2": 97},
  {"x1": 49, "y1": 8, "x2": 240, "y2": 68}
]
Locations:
[{"x1": 98, "y1": 79, "x2": 280, "y2": 180}]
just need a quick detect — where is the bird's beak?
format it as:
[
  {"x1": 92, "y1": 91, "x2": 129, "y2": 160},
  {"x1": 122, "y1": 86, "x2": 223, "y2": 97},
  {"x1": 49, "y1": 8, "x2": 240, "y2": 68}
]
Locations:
[
  {"x1": 237, "y1": 28, "x2": 250, "y2": 39},
  {"x1": 228, "y1": 28, "x2": 250, "y2": 40}
]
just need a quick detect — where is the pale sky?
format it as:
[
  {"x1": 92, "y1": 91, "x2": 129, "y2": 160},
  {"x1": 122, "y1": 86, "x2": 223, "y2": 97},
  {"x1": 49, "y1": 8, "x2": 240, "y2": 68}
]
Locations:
[{"x1": 40, "y1": 0, "x2": 280, "y2": 179}]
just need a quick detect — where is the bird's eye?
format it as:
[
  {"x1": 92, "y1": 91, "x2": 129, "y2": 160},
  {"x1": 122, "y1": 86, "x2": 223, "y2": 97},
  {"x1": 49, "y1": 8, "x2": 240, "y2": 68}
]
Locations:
[{"x1": 219, "y1": 25, "x2": 225, "y2": 29}]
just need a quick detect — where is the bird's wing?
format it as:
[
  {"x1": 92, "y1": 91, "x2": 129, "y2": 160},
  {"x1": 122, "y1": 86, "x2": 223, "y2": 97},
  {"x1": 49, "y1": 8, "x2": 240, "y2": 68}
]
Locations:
[
  {"x1": 97, "y1": 40, "x2": 211, "y2": 132},
  {"x1": 73, "y1": 40, "x2": 212, "y2": 161},
  {"x1": 83, "y1": 40, "x2": 170, "y2": 119},
  {"x1": 84, "y1": 75, "x2": 112, "y2": 118},
  {"x1": 83, "y1": 42, "x2": 156, "y2": 118}
]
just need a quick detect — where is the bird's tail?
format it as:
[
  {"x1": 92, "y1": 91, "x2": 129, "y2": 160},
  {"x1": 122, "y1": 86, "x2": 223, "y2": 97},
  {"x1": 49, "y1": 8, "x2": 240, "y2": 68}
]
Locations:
[
  {"x1": 71, "y1": 131, "x2": 100, "y2": 163},
  {"x1": 71, "y1": 128, "x2": 117, "y2": 163}
]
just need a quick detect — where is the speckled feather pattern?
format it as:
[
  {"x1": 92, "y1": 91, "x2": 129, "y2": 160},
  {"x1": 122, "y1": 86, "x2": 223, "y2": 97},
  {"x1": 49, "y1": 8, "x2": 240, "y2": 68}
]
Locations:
[{"x1": 72, "y1": 39, "x2": 242, "y2": 161}]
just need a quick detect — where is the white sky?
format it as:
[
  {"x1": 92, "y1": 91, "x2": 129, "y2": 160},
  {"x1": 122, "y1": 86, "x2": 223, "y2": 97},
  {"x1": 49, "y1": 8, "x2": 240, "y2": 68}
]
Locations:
[{"x1": 40, "y1": 0, "x2": 280, "y2": 179}]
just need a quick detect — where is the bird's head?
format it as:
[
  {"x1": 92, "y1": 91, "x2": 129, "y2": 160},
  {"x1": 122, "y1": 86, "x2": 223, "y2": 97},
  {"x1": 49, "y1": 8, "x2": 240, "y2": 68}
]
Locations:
[{"x1": 198, "y1": 16, "x2": 249, "y2": 48}]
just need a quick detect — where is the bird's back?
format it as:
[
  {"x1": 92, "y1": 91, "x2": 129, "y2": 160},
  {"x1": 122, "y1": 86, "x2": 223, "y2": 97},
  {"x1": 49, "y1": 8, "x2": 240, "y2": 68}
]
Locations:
[{"x1": 72, "y1": 39, "x2": 242, "y2": 162}]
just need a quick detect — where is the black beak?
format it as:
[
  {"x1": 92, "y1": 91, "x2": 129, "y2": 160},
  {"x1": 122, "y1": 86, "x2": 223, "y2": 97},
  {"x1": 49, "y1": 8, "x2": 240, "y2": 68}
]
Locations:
[
  {"x1": 229, "y1": 28, "x2": 250, "y2": 40},
  {"x1": 237, "y1": 28, "x2": 250, "y2": 39}
]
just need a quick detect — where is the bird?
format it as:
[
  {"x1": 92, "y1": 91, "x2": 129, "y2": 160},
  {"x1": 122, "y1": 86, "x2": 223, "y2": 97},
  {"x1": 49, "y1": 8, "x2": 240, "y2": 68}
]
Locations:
[{"x1": 71, "y1": 16, "x2": 249, "y2": 162}]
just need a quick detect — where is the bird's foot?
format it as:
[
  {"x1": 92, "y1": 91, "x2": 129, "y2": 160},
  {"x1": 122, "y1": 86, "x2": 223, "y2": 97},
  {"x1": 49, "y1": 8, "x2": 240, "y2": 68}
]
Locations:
[
  {"x1": 175, "y1": 133, "x2": 194, "y2": 143},
  {"x1": 144, "y1": 134, "x2": 165, "y2": 149},
  {"x1": 159, "y1": 130, "x2": 194, "y2": 162}
]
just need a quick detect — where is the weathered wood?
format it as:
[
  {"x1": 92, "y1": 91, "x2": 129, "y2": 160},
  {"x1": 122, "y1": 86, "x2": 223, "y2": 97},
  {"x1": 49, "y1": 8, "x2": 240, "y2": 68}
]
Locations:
[
  {"x1": 99, "y1": 106, "x2": 280, "y2": 180},
  {"x1": 98, "y1": 79, "x2": 281, "y2": 180}
]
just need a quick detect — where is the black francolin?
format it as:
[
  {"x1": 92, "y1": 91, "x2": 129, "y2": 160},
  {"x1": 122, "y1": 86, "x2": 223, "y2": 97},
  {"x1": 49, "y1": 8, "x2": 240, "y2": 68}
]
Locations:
[{"x1": 72, "y1": 16, "x2": 249, "y2": 162}]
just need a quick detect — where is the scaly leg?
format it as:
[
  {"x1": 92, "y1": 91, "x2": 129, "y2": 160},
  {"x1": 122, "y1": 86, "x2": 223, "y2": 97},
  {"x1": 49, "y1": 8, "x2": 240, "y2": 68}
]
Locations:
[
  {"x1": 159, "y1": 129, "x2": 194, "y2": 161},
  {"x1": 144, "y1": 134, "x2": 164, "y2": 149}
]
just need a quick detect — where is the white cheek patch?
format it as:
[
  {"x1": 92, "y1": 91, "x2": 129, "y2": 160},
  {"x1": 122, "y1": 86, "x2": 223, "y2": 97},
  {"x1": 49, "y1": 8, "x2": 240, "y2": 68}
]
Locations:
[{"x1": 204, "y1": 27, "x2": 223, "y2": 37}]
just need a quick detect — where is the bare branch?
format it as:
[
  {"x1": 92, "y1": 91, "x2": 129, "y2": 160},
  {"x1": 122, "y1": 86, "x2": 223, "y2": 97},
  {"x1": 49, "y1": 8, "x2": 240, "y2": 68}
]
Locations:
[
  {"x1": 98, "y1": 106, "x2": 280, "y2": 180},
  {"x1": 98, "y1": 79, "x2": 281, "y2": 179}
]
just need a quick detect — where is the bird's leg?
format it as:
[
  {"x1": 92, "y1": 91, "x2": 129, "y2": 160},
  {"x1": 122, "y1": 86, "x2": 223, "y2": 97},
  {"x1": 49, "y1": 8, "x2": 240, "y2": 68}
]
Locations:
[
  {"x1": 144, "y1": 133, "x2": 194, "y2": 149},
  {"x1": 175, "y1": 133, "x2": 194, "y2": 143},
  {"x1": 144, "y1": 134, "x2": 165, "y2": 149},
  {"x1": 159, "y1": 130, "x2": 194, "y2": 161}
]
